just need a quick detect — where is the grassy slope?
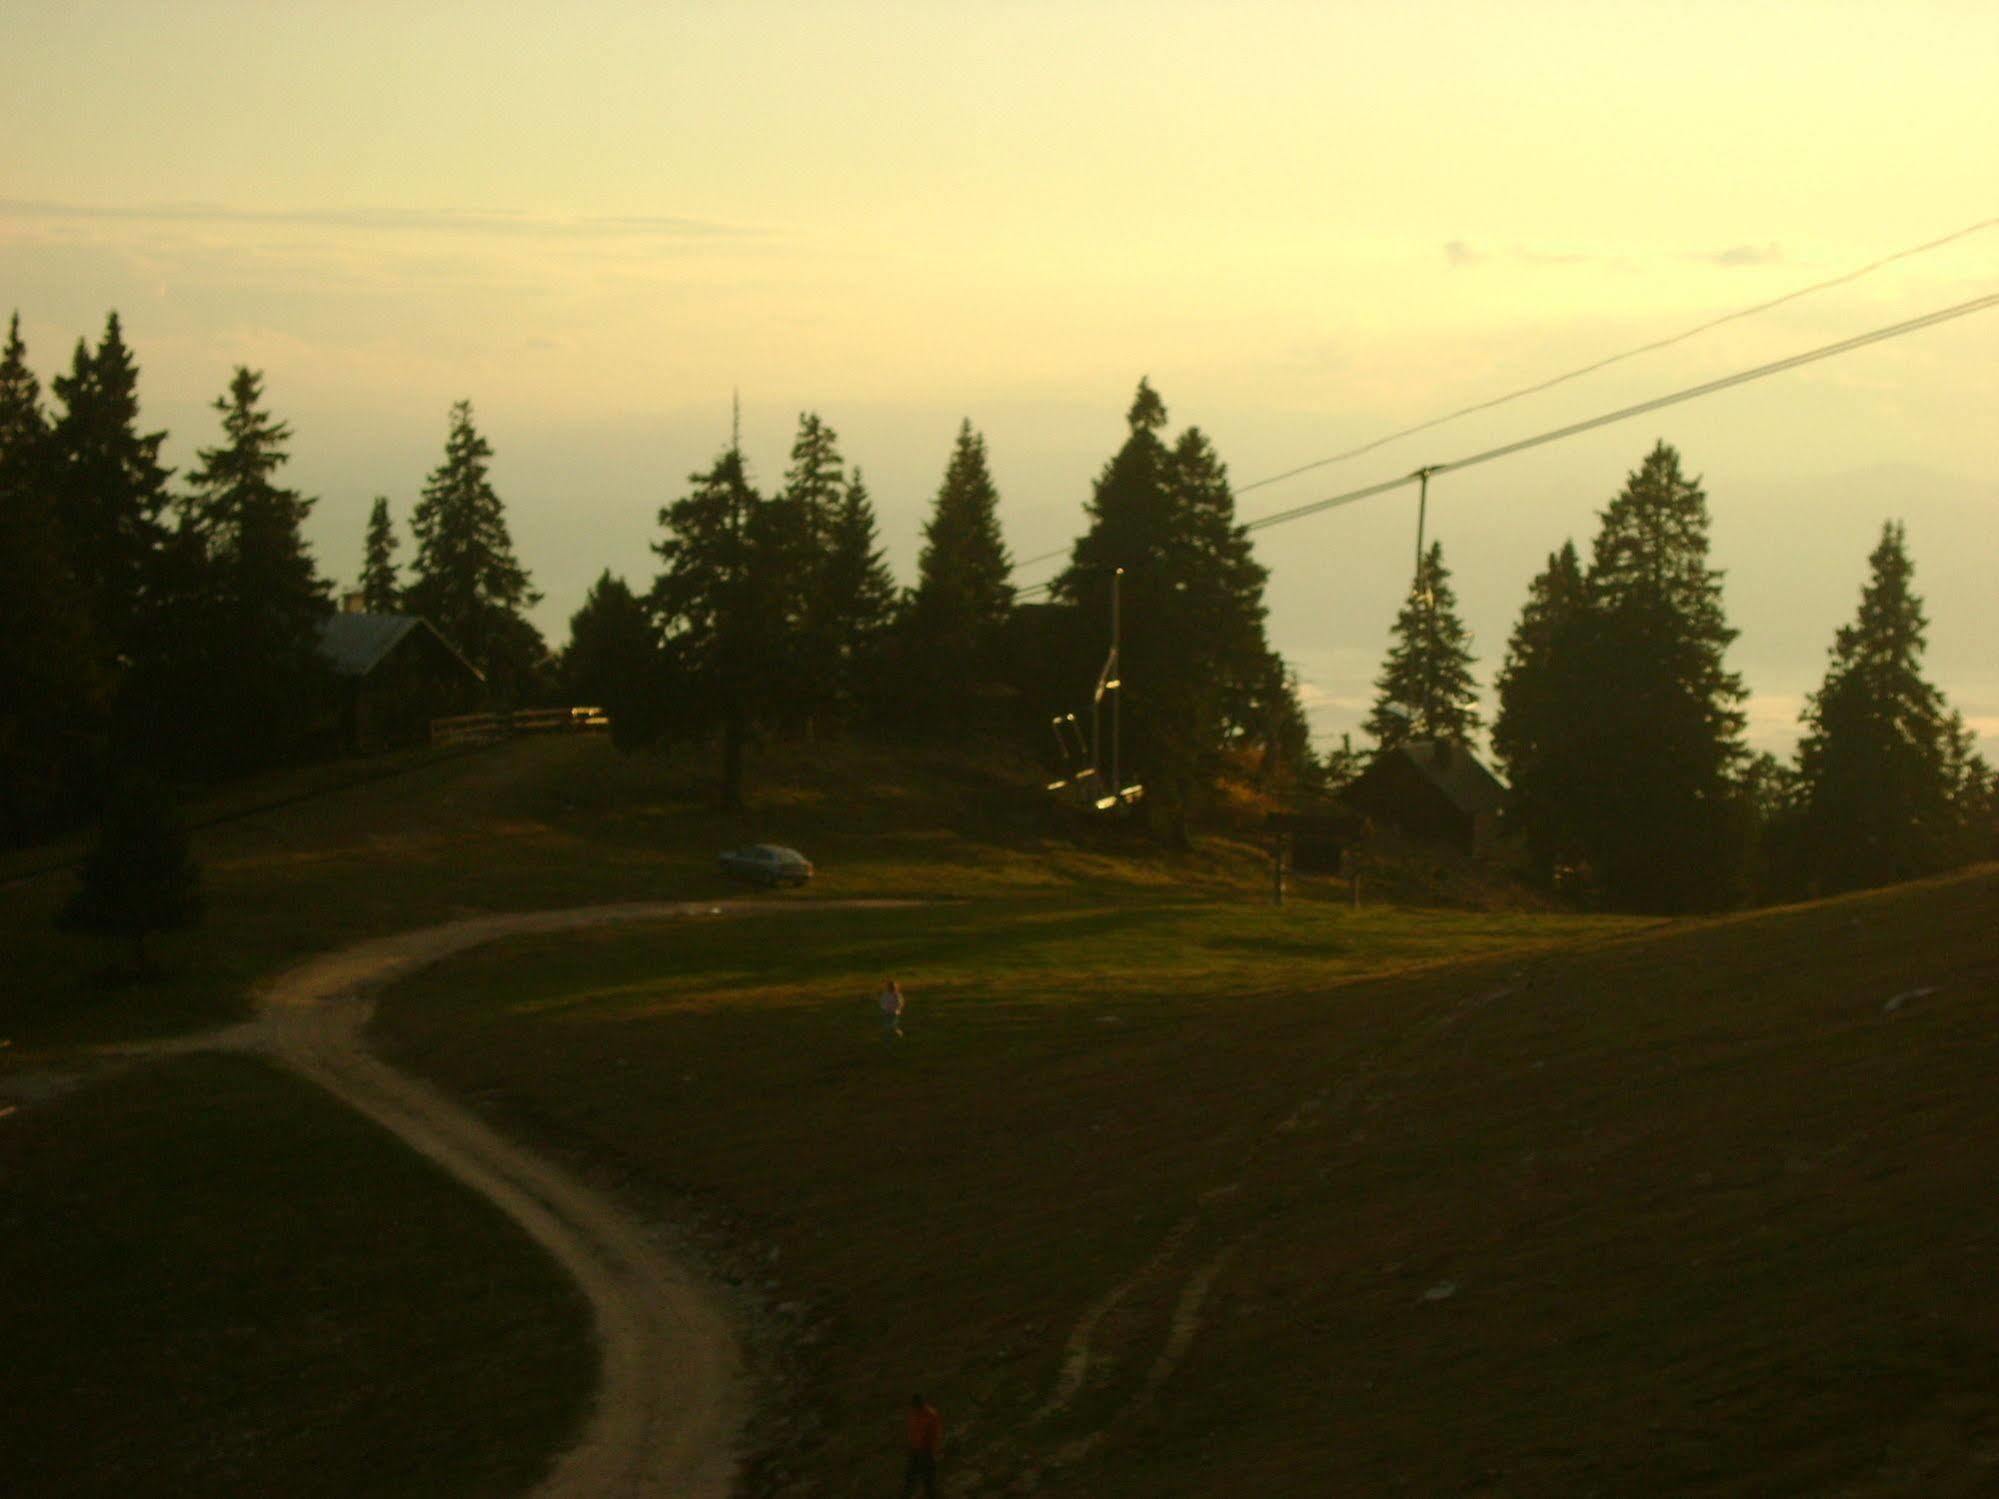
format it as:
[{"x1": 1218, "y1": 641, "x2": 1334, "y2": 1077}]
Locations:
[
  {"x1": 0, "y1": 1052, "x2": 593, "y2": 1499},
  {"x1": 2, "y1": 734, "x2": 1282, "y2": 1050},
  {"x1": 7, "y1": 734, "x2": 1556, "y2": 1496},
  {"x1": 370, "y1": 866, "x2": 1999, "y2": 1496}
]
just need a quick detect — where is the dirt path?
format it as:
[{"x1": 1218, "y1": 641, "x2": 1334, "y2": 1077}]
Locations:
[{"x1": 69, "y1": 898, "x2": 918, "y2": 1499}]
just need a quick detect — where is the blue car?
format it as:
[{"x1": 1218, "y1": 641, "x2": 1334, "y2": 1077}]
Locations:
[{"x1": 718, "y1": 844, "x2": 814, "y2": 888}]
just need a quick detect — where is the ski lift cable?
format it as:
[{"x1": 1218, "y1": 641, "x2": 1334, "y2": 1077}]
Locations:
[
  {"x1": 1007, "y1": 287, "x2": 1999, "y2": 599},
  {"x1": 1006, "y1": 216, "x2": 1997, "y2": 583},
  {"x1": 1228, "y1": 213, "x2": 1999, "y2": 500}
]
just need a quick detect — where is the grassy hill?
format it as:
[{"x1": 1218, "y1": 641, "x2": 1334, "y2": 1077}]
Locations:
[
  {"x1": 369, "y1": 862, "x2": 1999, "y2": 1496},
  {"x1": 6, "y1": 734, "x2": 1992, "y2": 1496}
]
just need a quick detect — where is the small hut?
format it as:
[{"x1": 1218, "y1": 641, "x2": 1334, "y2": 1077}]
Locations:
[
  {"x1": 1343, "y1": 739, "x2": 1508, "y2": 856},
  {"x1": 317, "y1": 604, "x2": 485, "y2": 752}
]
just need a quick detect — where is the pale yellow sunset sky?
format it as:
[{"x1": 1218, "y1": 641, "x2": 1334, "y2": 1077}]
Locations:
[{"x1": 5, "y1": 0, "x2": 1995, "y2": 754}]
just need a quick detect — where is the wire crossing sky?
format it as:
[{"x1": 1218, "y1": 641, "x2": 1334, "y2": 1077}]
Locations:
[
  {"x1": 1011, "y1": 289, "x2": 1999, "y2": 600},
  {"x1": 4, "y1": 0, "x2": 1994, "y2": 756}
]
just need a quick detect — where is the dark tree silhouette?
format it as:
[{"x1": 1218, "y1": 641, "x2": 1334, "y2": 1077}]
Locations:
[
  {"x1": 560, "y1": 570, "x2": 659, "y2": 746},
  {"x1": 1056, "y1": 380, "x2": 1286, "y2": 842},
  {"x1": 48, "y1": 313, "x2": 174, "y2": 668},
  {"x1": 1570, "y1": 442, "x2": 1749, "y2": 910},
  {"x1": 1492, "y1": 540, "x2": 1588, "y2": 881},
  {"x1": 647, "y1": 444, "x2": 785, "y2": 810},
  {"x1": 816, "y1": 467, "x2": 898, "y2": 717},
  {"x1": 1364, "y1": 540, "x2": 1481, "y2": 750},
  {"x1": 359, "y1": 495, "x2": 401, "y2": 611},
  {"x1": 904, "y1": 419, "x2": 1015, "y2": 710},
  {"x1": 1795, "y1": 521, "x2": 1993, "y2": 891},
  {"x1": 171, "y1": 367, "x2": 332, "y2": 772},
  {"x1": 58, "y1": 775, "x2": 203, "y2": 976},
  {"x1": 0, "y1": 313, "x2": 105, "y2": 843},
  {"x1": 404, "y1": 401, "x2": 545, "y2": 701}
]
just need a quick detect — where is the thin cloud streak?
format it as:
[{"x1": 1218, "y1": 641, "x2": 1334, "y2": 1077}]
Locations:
[{"x1": 0, "y1": 198, "x2": 765, "y2": 241}]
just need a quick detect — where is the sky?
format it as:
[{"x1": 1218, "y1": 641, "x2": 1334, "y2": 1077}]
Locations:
[{"x1": 5, "y1": 0, "x2": 1996, "y2": 759}]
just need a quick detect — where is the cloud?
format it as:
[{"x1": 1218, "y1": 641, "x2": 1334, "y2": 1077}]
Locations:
[
  {"x1": 1692, "y1": 243, "x2": 1784, "y2": 268},
  {"x1": 0, "y1": 197, "x2": 763, "y2": 242},
  {"x1": 1442, "y1": 240, "x2": 1621, "y2": 269}
]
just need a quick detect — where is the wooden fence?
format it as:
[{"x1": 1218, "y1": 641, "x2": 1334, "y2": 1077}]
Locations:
[{"x1": 429, "y1": 706, "x2": 610, "y2": 748}]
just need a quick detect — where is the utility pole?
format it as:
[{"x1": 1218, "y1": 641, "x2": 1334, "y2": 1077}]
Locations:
[
  {"x1": 1412, "y1": 465, "x2": 1442, "y2": 737},
  {"x1": 1412, "y1": 465, "x2": 1442, "y2": 586},
  {"x1": 1111, "y1": 566, "x2": 1123, "y2": 795}
]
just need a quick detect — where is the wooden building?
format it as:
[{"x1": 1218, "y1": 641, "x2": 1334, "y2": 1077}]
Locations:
[
  {"x1": 316, "y1": 608, "x2": 485, "y2": 752},
  {"x1": 1343, "y1": 739, "x2": 1508, "y2": 856}
]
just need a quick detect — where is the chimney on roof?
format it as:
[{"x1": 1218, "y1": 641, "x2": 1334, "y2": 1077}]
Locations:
[{"x1": 342, "y1": 590, "x2": 367, "y2": 614}]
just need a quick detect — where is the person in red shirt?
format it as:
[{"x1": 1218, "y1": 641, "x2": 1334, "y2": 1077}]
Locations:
[{"x1": 903, "y1": 1392, "x2": 943, "y2": 1497}]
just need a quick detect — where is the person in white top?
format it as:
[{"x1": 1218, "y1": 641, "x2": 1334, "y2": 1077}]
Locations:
[{"x1": 879, "y1": 978, "x2": 905, "y2": 1040}]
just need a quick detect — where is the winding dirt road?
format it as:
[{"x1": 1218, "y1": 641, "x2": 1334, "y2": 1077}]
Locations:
[{"x1": 226, "y1": 898, "x2": 918, "y2": 1499}]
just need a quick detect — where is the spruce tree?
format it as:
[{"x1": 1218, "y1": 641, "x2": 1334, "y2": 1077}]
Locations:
[
  {"x1": 1364, "y1": 540, "x2": 1482, "y2": 750},
  {"x1": 1795, "y1": 521, "x2": 1991, "y2": 891},
  {"x1": 648, "y1": 445, "x2": 781, "y2": 809},
  {"x1": 360, "y1": 496, "x2": 401, "y2": 611},
  {"x1": 1572, "y1": 441, "x2": 1748, "y2": 910},
  {"x1": 906, "y1": 419, "x2": 1015, "y2": 702},
  {"x1": 560, "y1": 571, "x2": 659, "y2": 746},
  {"x1": 1492, "y1": 540, "x2": 1587, "y2": 880},
  {"x1": 1056, "y1": 380, "x2": 1282, "y2": 842},
  {"x1": 776, "y1": 412, "x2": 850, "y2": 724},
  {"x1": 817, "y1": 468, "x2": 899, "y2": 716},
  {"x1": 176, "y1": 368, "x2": 332, "y2": 771},
  {"x1": 0, "y1": 314, "x2": 104, "y2": 842},
  {"x1": 404, "y1": 401, "x2": 545, "y2": 701},
  {"x1": 48, "y1": 313, "x2": 174, "y2": 667}
]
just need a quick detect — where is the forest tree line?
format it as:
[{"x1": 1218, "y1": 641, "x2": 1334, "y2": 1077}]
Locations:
[{"x1": 3, "y1": 311, "x2": 1991, "y2": 912}]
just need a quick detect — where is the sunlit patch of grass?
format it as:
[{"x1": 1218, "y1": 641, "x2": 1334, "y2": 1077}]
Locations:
[{"x1": 372, "y1": 866, "x2": 1999, "y2": 1495}]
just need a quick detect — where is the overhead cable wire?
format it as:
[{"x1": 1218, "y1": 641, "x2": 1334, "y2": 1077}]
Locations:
[
  {"x1": 1007, "y1": 214, "x2": 1997, "y2": 582},
  {"x1": 1009, "y1": 288, "x2": 1999, "y2": 600},
  {"x1": 1230, "y1": 213, "x2": 1999, "y2": 500}
]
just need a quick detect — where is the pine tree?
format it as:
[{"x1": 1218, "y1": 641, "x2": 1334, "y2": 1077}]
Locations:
[
  {"x1": 1795, "y1": 521, "x2": 1991, "y2": 892},
  {"x1": 1364, "y1": 540, "x2": 1482, "y2": 750},
  {"x1": 57, "y1": 774, "x2": 203, "y2": 976},
  {"x1": 360, "y1": 496, "x2": 400, "y2": 611},
  {"x1": 174, "y1": 368, "x2": 332, "y2": 772},
  {"x1": 1492, "y1": 540, "x2": 1587, "y2": 880},
  {"x1": 648, "y1": 444, "x2": 782, "y2": 809},
  {"x1": 906, "y1": 419, "x2": 1015, "y2": 703},
  {"x1": 817, "y1": 468, "x2": 899, "y2": 715},
  {"x1": 776, "y1": 412, "x2": 851, "y2": 723},
  {"x1": 1055, "y1": 381, "x2": 1282, "y2": 841},
  {"x1": 560, "y1": 571, "x2": 658, "y2": 746},
  {"x1": 1571, "y1": 441, "x2": 1749, "y2": 910},
  {"x1": 48, "y1": 313, "x2": 174, "y2": 666},
  {"x1": 404, "y1": 401, "x2": 545, "y2": 701},
  {"x1": 0, "y1": 314, "x2": 104, "y2": 842}
]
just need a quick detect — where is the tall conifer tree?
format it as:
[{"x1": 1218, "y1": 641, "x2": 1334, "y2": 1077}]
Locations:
[
  {"x1": 405, "y1": 401, "x2": 545, "y2": 701},
  {"x1": 1492, "y1": 540, "x2": 1588, "y2": 880},
  {"x1": 1364, "y1": 540, "x2": 1482, "y2": 750},
  {"x1": 1795, "y1": 521, "x2": 1991, "y2": 891},
  {"x1": 1571, "y1": 441, "x2": 1748, "y2": 909},
  {"x1": 48, "y1": 313, "x2": 174, "y2": 666},
  {"x1": 1056, "y1": 380, "x2": 1283, "y2": 841},
  {"x1": 818, "y1": 468, "x2": 899, "y2": 715},
  {"x1": 561, "y1": 570, "x2": 659, "y2": 746},
  {"x1": 648, "y1": 444, "x2": 782, "y2": 809},
  {"x1": 360, "y1": 496, "x2": 401, "y2": 611},
  {"x1": 177, "y1": 368, "x2": 331, "y2": 771},
  {"x1": 1, "y1": 314, "x2": 103, "y2": 841},
  {"x1": 907, "y1": 419, "x2": 1015, "y2": 698}
]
